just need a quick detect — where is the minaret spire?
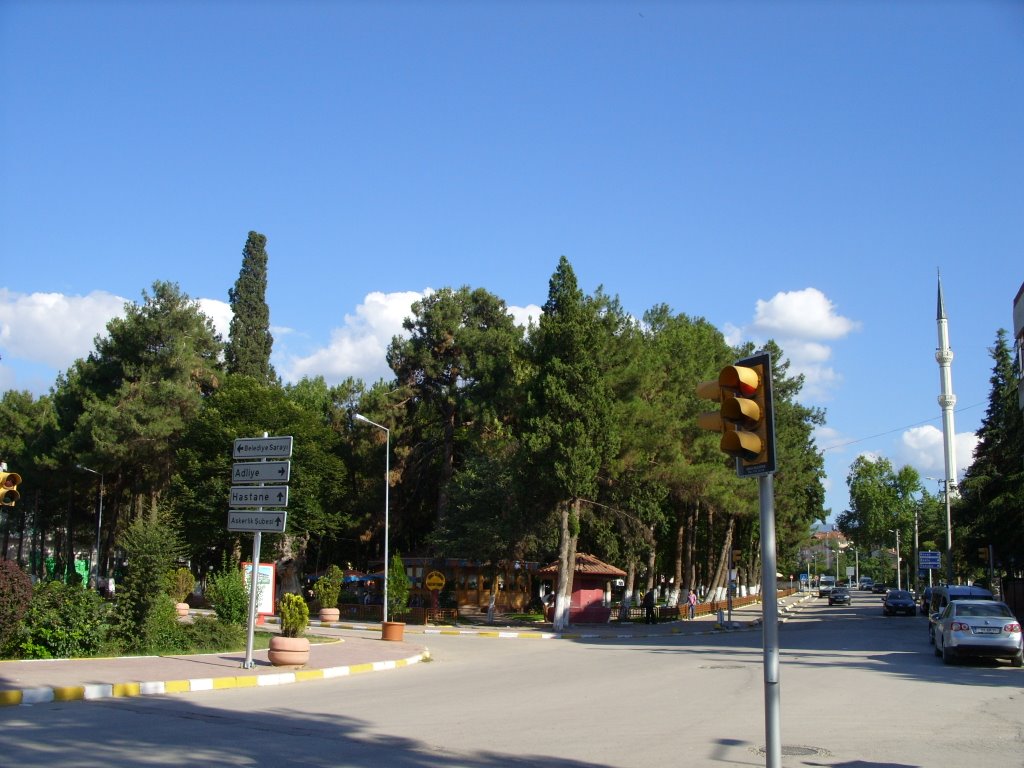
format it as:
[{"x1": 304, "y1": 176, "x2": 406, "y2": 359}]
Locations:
[{"x1": 935, "y1": 271, "x2": 958, "y2": 490}]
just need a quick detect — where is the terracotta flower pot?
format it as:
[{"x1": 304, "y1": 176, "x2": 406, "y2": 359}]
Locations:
[
  {"x1": 175, "y1": 602, "x2": 190, "y2": 618},
  {"x1": 381, "y1": 620, "x2": 405, "y2": 642},
  {"x1": 319, "y1": 607, "x2": 340, "y2": 623},
  {"x1": 268, "y1": 635, "x2": 310, "y2": 666}
]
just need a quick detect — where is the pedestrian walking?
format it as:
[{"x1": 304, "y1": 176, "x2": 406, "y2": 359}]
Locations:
[
  {"x1": 643, "y1": 587, "x2": 657, "y2": 624},
  {"x1": 687, "y1": 588, "x2": 697, "y2": 620}
]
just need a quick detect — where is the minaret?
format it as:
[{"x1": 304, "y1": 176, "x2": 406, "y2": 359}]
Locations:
[
  {"x1": 936, "y1": 272, "x2": 958, "y2": 584},
  {"x1": 935, "y1": 273, "x2": 958, "y2": 491}
]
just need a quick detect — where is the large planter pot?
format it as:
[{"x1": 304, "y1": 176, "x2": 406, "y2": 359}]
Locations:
[
  {"x1": 318, "y1": 607, "x2": 340, "y2": 623},
  {"x1": 381, "y1": 621, "x2": 406, "y2": 642},
  {"x1": 175, "y1": 602, "x2": 190, "y2": 618},
  {"x1": 268, "y1": 635, "x2": 310, "y2": 666}
]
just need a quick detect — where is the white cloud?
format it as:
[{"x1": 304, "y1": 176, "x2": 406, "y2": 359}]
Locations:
[
  {"x1": 0, "y1": 289, "x2": 126, "y2": 369},
  {"x1": 279, "y1": 290, "x2": 543, "y2": 386},
  {"x1": 751, "y1": 288, "x2": 861, "y2": 341},
  {"x1": 731, "y1": 288, "x2": 860, "y2": 401},
  {"x1": 894, "y1": 425, "x2": 978, "y2": 482},
  {"x1": 1, "y1": 287, "x2": 541, "y2": 395},
  {"x1": 196, "y1": 298, "x2": 232, "y2": 341}
]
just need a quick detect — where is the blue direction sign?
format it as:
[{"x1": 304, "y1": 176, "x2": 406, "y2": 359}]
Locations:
[
  {"x1": 229, "y1": 485, "x2": 289, "y2": 508},
  {"x1": 232, "y1": 436, "x2": 293, "y2": 459},
  {"x1": 232, "y1": 461, "x2": 291, "y2": 483},
  {"x1": 919, "y1": 551, "x2": 941, "y2": 570}
]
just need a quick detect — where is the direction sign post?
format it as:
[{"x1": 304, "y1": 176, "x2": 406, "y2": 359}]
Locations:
[{"x1": 232, "y1": 434, "x2": 294, "y2": 669}]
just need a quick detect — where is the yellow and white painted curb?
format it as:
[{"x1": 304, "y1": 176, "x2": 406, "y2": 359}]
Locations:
[{"x1": 0, "y1": 650, "x2": 430, "y2": 708}]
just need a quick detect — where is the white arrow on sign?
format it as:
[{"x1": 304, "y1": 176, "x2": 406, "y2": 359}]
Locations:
[
  {"x1": 229, "y1": 486, "x2": 289, "y2": 508},
  {"x1": 232, "y1": 461, "x2": 291, "y2": 483},
  {"x1": 227, "y1": 511, "x2": 288, "y2": 533}
]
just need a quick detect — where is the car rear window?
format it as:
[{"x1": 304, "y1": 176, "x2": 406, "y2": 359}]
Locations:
[
  {"x1": 889, "y1": 591, "x2": 912, "y2": 599},
  {"x1": 955, "y1": 603, "x2": 1012, "y2": 618}
]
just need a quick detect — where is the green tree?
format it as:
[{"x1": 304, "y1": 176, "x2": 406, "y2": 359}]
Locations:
[
  {"x1": 957, "y1": 329, "x2": 1024, "y2": 573},
  {"x1": 386, "y1": 286, "x2": 522, "y2": 532},
  {"x1": 520, "y1": 257, "x2": 615, "y2": 631},
  {"x1": 225, "y1": 231, "x2": 277, "y2": 384},
  {"x1": 55, "y1": 281, "x2": 222, "y2": 531},
  {"x1": 838, "y1": 456, "x2": 920, "y2": 563}
]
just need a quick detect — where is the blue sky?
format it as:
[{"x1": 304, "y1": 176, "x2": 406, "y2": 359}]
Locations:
[{"x1": 1, "y1": 1, "x2": 1021, "y2": 524}]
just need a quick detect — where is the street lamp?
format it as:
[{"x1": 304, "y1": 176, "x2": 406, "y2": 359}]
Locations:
[
  {"x1": 75, "y1": 464, "x2": 104, "y2": 588},
  {"x1": 888, "y1": 528, "x2": 901, "y2": 590},
  {"x1": 354, "y1": 414, "x2": 390, "y2": 624}
]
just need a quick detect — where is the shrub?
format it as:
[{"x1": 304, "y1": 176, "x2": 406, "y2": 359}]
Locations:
[
  {"x1": 183, "y1": 615, "x2": 246, "y2": 652},
  {"x1": 165, "y1": 567, "x2": 195, "y2": 603},
  {"x1": 0, "y1": 560, "x2": 33, "y2": 654},
  {"x1": 115, "y1": 514, "x2": 185, "y2": 650},
  {"x1": 17, "y1": 580, "x2": 113, "y2": 659},
  {"x1": 312, "y1": 564, "x2": 344, "y2": 610},
  {"x1": 138, "y1": 596, "x2": 189, "y2": 654},
  {"x1": 205, "y1": 556, "x2": 250, "y2": 626},
  {"x1": 387, "y1": 553, "x2": 411, "y2": 618},
  {"x1": 278, "y1": 592, "x2": 308, "y2": 637}
]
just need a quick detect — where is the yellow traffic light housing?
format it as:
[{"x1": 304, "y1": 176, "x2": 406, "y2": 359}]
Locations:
[
  {"x1": 0, "y1": 472, "x2": 22, "y2": 506},
  {"x1": 694, "y1": 352, "x2": 776, "y2": 477}
]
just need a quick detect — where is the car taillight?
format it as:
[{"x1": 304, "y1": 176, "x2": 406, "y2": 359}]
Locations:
[
  {"x1": 950, "y1": 622, "x2": 971, "y2": 632},
  {"x1": 1005, "y1": 622, "x2": 1021, "y2": 633}
]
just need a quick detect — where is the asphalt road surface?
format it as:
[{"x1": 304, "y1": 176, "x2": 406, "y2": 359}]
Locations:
[{"x1": 1, "y1": 591, "x2": 1020, "y2": 767}]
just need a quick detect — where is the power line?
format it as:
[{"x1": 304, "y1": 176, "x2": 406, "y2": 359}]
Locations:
[{"x1": 820, "y1": 400, "x2": 985, "y2": 453}]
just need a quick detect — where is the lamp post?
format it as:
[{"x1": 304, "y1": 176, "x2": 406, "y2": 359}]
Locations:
[
  {"x1": 926, "y1": 476, "x2": 955, "y2": 585},
  {"x1": 354, "y1": 414, "x2": 390, "y2": 624},
  {"x1": 888, "y1": 528, "x2": 901, "y2": 590},
  {"x1": 75, "y1": 465, "x2": 104, "y2": 588}
]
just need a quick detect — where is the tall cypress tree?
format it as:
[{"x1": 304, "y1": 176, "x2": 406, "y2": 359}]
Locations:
[{"x1": 226, "y1": 231, "x2": 276, "y2": 383}]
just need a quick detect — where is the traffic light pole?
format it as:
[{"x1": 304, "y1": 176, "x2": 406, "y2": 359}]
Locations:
[{"x1": 759, "y1": 473, "x2": 781, "y2": 768}]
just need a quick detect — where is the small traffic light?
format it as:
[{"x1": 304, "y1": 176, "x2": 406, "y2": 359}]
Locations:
[
  {"x1": 694, "y1": 352, "x2": 776, "y2": 477},
  {"x1": 0, "y1": 472, "x2": 21, "y2": 506},
  {"x1": 978, "y1": 547, "x2": 989, "y2": 562}
]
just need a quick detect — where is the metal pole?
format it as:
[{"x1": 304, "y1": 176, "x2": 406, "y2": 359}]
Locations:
[
  {"x1": 944, "y1": 480, "x2": 954, "y2": 585},
  {"x1": 354, "y1": 414, "x2": 390, "y2": 625},
  {"x1": 242, "y1": 432, "x2": 268, "y2": 669},
  {"x1": 95, "y1": 475, "x2": 104, "y2": 581},
  {"x1": 759, "y1": 474, "x2": 781, "y2": 768},
  {"x1": 895, "y1": 529, "x2": 901, "y2": 591}
]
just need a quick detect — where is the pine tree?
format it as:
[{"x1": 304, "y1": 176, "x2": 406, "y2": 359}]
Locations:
[
  {"x1": 226, "y1": 231, "x2": 277, "y2": 384},
  {"x1": 958, "y1": 329, "x2": 1024, "y2": 572}
]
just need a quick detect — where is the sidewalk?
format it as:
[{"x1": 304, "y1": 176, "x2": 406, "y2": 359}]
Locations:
[{"x1": 0, "y1": 592, "x2": 812, "y2": 708}]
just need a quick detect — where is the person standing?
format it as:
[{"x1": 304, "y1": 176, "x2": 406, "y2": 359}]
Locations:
[
  {"x1": 643, "y1": 587, "x2": 657, "y2": 624},
  {"x1": 687, "y1": 588, "x2": 697, "y2": 620}
]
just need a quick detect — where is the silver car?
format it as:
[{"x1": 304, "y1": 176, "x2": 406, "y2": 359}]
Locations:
[{"x1": 933, "y1": 600, "x2": 1023, "y2": 667}]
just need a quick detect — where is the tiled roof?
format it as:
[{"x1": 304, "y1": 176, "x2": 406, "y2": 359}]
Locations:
[{"x1": 536, "y1": 552, "x2": 627, "y2": 577}]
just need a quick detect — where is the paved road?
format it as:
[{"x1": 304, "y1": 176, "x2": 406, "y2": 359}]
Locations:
[{"x1": 0, "y1": 591, "x2": 1020, "y2": 767}]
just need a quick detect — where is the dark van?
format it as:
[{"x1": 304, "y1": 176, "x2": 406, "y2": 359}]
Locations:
[{"x1": 927, "y1": 585, "x2": 994, "y2": 643}]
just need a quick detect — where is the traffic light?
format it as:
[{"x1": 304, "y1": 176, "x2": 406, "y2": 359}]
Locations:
[
  {"x1": 0, "y1": 472, "x2": 21, "y2": 506},
  {"x1": 978, "y1": 547, "x2": 989, "y2": 562},
  {"x1": 695, "y1": 351, "x2": 776, "y2": 477}
]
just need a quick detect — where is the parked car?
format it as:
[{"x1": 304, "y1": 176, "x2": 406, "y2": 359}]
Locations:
[
  {"x1": 872, "y1": 582, "x2": 888, "y2": 594},
  {"x1": 828, "y1": 587, "x2": 851, "y2": 606},
  {"x1": 932, "y1": 599, "x2": 1023, "y2": 667},
  {"x1": 927, "y1": 585, "x2": 994, "y2": 644},
  {"x1": 883, "y1": 589, "x2": 916, "y2": 616},
  {"x1": 919, "y1": 586, "x2": 933, "y2": 615}
]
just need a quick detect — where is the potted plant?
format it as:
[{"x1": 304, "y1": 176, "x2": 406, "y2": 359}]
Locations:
[
  {"x1": 269, "y1": 592, "x2": 310, "y2": 666},
  {"x1": 165, "y1": 567, "x2": 195, "y2": 618},
  {"x1": 312, "y1": 564, "x2": 344, "y2": 623},
  {"x1": 382, "y1": 553, "x2": 411, "y2": 642}
]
